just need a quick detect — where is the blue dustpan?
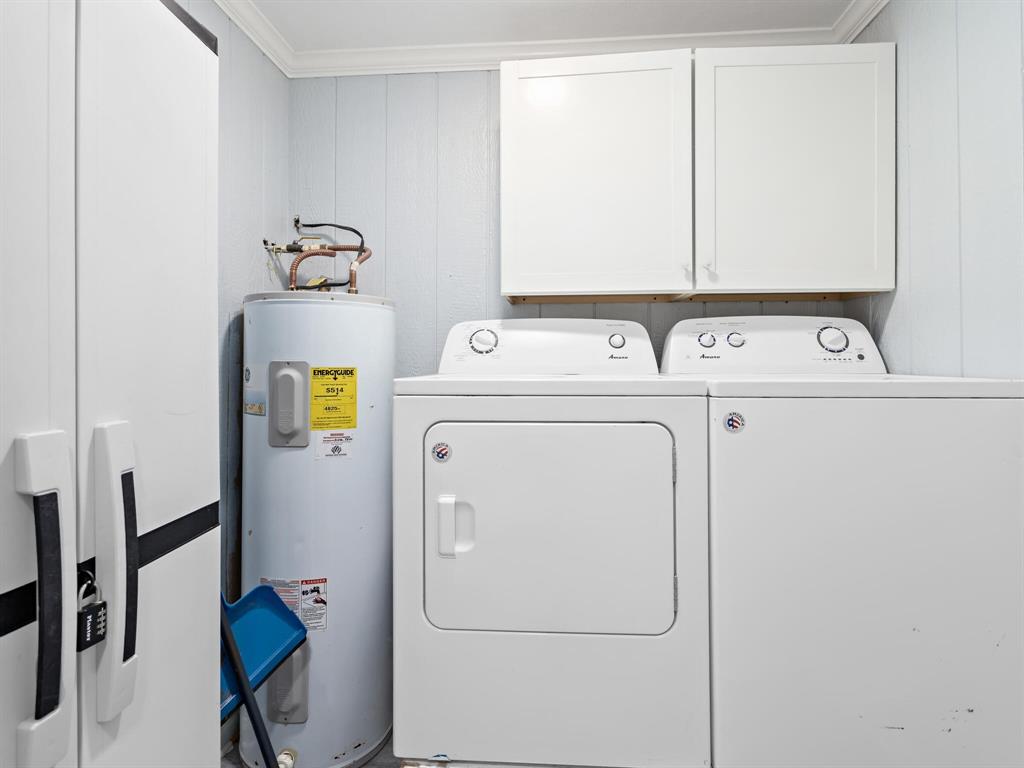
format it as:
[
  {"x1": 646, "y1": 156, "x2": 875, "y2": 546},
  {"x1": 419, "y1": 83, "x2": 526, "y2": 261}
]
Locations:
[{"x1": 220, "y1": 585, "x2": 307, "y2": 722}]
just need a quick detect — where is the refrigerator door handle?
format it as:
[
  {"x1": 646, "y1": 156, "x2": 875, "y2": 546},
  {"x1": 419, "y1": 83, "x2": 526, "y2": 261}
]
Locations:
[
  {"x1": 93, "y1": 421, "x2": 140, "y2": 722},
  {"x1": 14, "y1": 430, "x2": 75, "y2": 768}
]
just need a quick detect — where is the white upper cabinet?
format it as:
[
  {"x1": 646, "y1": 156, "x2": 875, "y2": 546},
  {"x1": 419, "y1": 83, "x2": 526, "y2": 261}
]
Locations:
[
  {"x1": 500, "y1": 50, "x2": 693, "y2": 297},
  {"x1": 694, "y1": 43, "x2": 895, "y2": 293},
  {"x1": 500, "y1": 43, "x2": 896, "y2": 300}
]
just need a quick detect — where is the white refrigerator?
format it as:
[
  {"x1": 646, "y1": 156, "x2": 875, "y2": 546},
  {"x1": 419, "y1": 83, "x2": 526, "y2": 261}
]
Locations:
[{"x1": 0, "y1": 1, "x2": 220, "y2": 766}]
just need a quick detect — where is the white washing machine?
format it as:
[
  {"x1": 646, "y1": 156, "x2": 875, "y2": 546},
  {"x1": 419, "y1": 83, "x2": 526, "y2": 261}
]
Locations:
[
  {"x1": 393, "y1": 319, "x2": 710, "y2": 768},
  {"x1": 662, "y1": 315, "x2": 1024, "y2": 768}
]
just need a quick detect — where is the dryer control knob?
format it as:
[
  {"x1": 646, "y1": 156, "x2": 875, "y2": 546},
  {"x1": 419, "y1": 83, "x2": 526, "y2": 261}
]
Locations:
[
  {"x1": 469, "y1": 328, "x2": 499, "y2": 354},
  {"x1": 727, "y1": 332, "x2": 746, "y2": 348},
  {"x1": 608, "y1": 333, "x2": 626, "y2": 349},
  {"x1": 697, "y1": 332, "x2": 716, "y2": 348},
  {"x1": 817, "y1": 326, "x2": 849, "y2": 353}
]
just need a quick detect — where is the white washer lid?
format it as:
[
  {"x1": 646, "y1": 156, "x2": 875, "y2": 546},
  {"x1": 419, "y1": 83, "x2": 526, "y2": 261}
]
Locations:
[
  {"x1": 699, "y1": 374, "x2": 1024, "y2": 398},
  {"x1": 394, "y1": 374, "x2": 706, "y2": 397}
]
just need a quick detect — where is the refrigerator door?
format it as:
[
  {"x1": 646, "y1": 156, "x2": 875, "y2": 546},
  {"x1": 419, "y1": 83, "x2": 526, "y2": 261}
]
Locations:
[
  {"x1": 76, "y1": 1, "x2": 220, "y2": 765},
  {"x1": 0, "y1": 1, "x2": 78, "y2": 766}
]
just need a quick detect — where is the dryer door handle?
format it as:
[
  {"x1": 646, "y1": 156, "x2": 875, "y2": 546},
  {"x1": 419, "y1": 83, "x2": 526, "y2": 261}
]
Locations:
[{"x1": 437, "y1": 495, "x2": 457, "y2": 558}]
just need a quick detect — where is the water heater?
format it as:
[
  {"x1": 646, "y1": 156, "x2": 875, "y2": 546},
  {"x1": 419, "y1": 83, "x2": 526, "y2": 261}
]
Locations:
[{"x1": 240, "y1": 291, "x2": 395, "y2": 768}]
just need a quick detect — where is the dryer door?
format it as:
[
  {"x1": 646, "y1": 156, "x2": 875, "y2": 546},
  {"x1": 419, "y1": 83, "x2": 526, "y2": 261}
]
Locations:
[{"x1": 424, "y1": 421, "x2": 675, "y2": 635}]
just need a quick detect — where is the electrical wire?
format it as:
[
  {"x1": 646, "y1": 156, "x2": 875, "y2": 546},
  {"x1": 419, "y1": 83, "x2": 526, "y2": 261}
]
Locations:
[
  {"x1": 293, "y1": 279, "x2": 349, "y2": 291},
  {"x1": 293, "y1": 217, "x2": 365, "y2": 253}
]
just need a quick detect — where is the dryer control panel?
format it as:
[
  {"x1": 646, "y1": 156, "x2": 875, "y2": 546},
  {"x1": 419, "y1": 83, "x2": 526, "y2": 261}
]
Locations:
[
  {"x1": 661, "y1": 316, "x2": 886, "y2": 374},
  {"x1": 439, "y1": 319, "x2": 658, "y2": 374}
]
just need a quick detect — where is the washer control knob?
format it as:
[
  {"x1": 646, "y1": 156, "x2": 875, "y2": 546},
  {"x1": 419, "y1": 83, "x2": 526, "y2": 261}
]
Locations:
[
  {"x1": 727, "y1": 332, "x2": 746, "y2": 348},
  {"x1": 817, "y1": 326, "x2": 849, "y2": 353},
  {"x1": 468, "y1": 328, "x2": 499, "y2": 354},
  {"x1": 697, "y1": 332, "x2": 716, "y2": 348},
  {"x1": 608, "y1": 333, "x2": 626, "y2": 349}
]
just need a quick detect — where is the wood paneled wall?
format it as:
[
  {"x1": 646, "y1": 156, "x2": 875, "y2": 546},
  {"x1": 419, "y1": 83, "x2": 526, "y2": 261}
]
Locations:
[
  {"x1": 290, "y1": 71, "x2": 843, "y2": 377},
  {"x1": 850, "y1": 0, "x2": 1024, "y2": 377}
]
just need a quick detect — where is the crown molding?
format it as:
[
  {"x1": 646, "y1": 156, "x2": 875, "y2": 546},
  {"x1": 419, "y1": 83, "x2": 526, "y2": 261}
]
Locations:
[
  {"x1": 834, "y1": 0, "x2": 891, "y2": 42},
  {"x1": 212, "y1": 0, "x2": 293, "y2": 73},
  {"x1": 213, "y1": 0, "x2": 891, "y2": 79}
]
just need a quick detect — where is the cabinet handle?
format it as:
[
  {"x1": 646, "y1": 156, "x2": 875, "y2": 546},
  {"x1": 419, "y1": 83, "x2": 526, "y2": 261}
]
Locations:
[
  {"x1": 93, "y1": 421, "x2": 140, "y2": 722},
  {"x1": 14, "y1": 431, "x2": 75, "y2": 768}
]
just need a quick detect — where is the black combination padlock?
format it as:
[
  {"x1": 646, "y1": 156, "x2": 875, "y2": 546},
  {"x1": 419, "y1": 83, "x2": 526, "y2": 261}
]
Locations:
[{"x1": 77, "y1": 579, "x2": 108, "y2": 651}]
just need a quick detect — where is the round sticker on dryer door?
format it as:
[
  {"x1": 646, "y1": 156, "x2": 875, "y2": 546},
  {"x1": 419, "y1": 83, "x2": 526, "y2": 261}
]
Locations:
[
  {"x1": 431, "y1": 442, "x2": 451, "y2": 462},
  {"x1": 724, "y1": 412, "x2": 746, "y2": 433}
]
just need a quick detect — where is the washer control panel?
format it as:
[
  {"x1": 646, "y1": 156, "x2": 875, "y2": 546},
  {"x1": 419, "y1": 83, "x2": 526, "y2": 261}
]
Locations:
[
  {"x1": 468, "y1": 328, "x2": 499, "y2": 354},
  {"x1": 661, "y1": 316, "x2": 886, "y2": 374},
  {"x1": 440, "y1": 319, "x2": 658, "y2": 374}
]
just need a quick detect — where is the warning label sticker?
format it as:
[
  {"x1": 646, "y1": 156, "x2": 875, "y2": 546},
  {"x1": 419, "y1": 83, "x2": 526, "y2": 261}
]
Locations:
[
  {"x1": 315, "y1": 431, "x2": 354, "y2": 459},
  {"x1": 310, "y1": 366, "x2": 357, "y2": 431},
  {"x1": 299, "y1": 578, "x2": 328, "y2": 631},
  {"x1": 260, "y1": 576, "x2": 329, "y2": 632},
  {"x1": 260, "y1": 577, "x2": 300, "y2": 613}
]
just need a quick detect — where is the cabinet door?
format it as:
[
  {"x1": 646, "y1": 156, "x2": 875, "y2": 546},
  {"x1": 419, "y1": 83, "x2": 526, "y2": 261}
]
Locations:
[
  {"x1": 0, "y1": 2, "x2": 78, "y2": 768},
  {"x1": 501, "y1": 50, "x2": 692, "y2": 296},
  {"x1": 694, "y1": 43, "x2": 895, "y2": 292},
  {"x1": 76, "y1": 1, "x2": 220, "y2": 766}
]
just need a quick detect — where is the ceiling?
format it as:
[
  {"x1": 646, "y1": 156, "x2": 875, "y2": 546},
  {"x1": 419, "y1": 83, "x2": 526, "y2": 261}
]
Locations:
[{"x1": 213, "y1": 0, "x2": 889, "y2": 78}]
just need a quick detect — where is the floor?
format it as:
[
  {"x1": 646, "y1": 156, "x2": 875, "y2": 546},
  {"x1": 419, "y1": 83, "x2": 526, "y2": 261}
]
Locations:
[{"x1": 222, "y1": 735, "x2": 400, "y2": 768}]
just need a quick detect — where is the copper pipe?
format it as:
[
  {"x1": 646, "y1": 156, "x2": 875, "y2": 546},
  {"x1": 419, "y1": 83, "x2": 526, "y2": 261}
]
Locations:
[
  {"x1": 324, "y1": 244, "x2": 373, "y2": 294},
  {"x1": 287, "y1": 245, "x2": 373, "y2": 293},
  {"x1": 288, "y1": 248, "x2": 335, "y2": 290}
]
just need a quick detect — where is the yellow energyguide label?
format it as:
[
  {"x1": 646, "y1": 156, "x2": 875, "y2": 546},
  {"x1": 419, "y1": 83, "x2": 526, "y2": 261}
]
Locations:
[{"x1": 309, "y1": 366, "x2": 357, "y2": 430}]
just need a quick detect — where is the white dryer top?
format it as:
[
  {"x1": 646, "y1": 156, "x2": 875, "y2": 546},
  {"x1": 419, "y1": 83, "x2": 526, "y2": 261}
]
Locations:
[
  {"x1": 661, "y1": 315, "x2": 886, "y2": 375},
  {"x1": 438, "y1": 318, "x2": 657, "y2": 375}
]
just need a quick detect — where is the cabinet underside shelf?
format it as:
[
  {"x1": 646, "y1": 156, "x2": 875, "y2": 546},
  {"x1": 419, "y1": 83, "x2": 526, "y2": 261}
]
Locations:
[{"x1": 505, "y1": 292, "x2": 882, "y2": 305}]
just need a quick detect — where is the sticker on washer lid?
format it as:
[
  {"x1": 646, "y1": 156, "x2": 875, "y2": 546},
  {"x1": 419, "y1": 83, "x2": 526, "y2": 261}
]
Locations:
[
  {"x1": 260, "y1": 577, "x2": 328, "y2": 632},
  {"x1": 310, "y1": 366, "x2": 357, "y2": 430},
  {"x1": 315, "y1": 431, "x2": 354, "y2": 458}
]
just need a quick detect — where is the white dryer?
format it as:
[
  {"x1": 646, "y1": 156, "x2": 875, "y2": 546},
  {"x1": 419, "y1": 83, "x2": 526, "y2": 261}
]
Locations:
[
  {"x1": 662, "y1": 315, "x2": 1024, "y2": 768},
  {"x1": 393, "y1": 319, "x2": 710, "y2": 768}
]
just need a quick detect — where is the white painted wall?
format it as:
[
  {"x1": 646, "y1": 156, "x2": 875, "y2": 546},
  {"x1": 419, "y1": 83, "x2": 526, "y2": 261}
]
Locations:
[
  {"x1": 848, "y1": 0, "x2": 1024, "y2": 378},
  {"x1": 181, "y1": 0, "x2": 293, "y2": 597},
  {"x1": 290, "y1": 72, "x2": 843, "y2": 377}
]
